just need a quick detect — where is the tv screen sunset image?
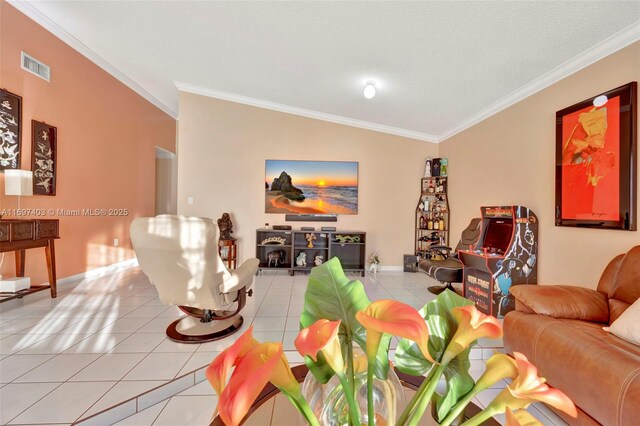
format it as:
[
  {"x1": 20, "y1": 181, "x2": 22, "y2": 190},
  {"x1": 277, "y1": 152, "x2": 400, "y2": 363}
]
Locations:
[{"x1": 265, "y1": 160, "x2": 358, "y2": 215}]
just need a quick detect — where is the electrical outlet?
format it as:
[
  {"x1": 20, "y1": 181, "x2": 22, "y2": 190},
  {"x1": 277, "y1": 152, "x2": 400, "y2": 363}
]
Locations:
[
  {"x1": 114, "y1": 238, "x2": 119, "y2": 247},
  {"x1": 188, "y1": 197, "x2": 194, "y2": 205}
]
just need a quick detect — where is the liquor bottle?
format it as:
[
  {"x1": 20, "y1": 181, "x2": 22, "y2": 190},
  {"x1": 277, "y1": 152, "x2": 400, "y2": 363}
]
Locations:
[
  {"x1": 439, "y1": 215, "x2": 445, "y2": 231},
  {"x1": 419, "y1": 216, "x2": 425, "y2": 229},
  {"x1": 434, "y1": 214, "x2": 440, "y2": 230},
  {"x1": 427, "y1": 213, "x2": 433, "y2": 230}
]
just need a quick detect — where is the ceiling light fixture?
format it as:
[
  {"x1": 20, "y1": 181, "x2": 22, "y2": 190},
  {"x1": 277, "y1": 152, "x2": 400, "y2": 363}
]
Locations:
[
  {"x1": 593, "y1": 95, "x2": 608, "y2": 107},
  {"x1": 363, "y1": 81, "x2": 376, "y2": 99}
]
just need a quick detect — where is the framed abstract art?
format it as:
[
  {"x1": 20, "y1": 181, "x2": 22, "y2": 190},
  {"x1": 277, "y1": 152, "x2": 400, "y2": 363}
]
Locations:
[
  {"x1": 31, "y1": 120, "x2": 57, "y2": 195},
  {"x1": 555, "y1": 82, "x2": 637, "y2": 230},
  {"x1": 0, "y1": 88, "x2": 22, "y2": 171}
]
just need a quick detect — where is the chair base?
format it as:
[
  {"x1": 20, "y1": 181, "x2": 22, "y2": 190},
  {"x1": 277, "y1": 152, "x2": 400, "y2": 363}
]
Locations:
[
  {"x1": 166, "y1": 314, "x2": 244, "y2": 343},
  {"x1": 428, "y1": 282, "x2": 455, "y2": 295}
]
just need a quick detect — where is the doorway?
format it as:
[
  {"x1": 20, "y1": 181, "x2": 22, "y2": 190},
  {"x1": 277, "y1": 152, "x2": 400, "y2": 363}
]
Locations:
[{"x1": 155, "y1": 147, "x2": 177, "y2": 215}]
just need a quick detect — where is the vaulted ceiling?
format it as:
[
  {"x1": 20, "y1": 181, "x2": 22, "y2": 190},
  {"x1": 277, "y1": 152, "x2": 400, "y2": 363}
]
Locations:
[{"x1": 11, "y1": 1, "x2": 640, "y2": 142}]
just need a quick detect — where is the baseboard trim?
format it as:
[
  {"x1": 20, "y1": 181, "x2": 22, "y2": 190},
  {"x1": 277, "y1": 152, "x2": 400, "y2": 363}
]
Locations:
[
  {"x1": 52, "y1": 258, "x2": 139, "y2": 287},
  {"x1": 378, "y1": 265, "x2": 403, "y2": 271}
]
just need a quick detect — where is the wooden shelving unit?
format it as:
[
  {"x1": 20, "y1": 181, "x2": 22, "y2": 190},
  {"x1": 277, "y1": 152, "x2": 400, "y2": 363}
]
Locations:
[
  {"x1": 256, "y1": 229, "x2": 366, "y2": 276},
  {"x1": 415, "y1": 176, "x2": 450, "y2": 259}
]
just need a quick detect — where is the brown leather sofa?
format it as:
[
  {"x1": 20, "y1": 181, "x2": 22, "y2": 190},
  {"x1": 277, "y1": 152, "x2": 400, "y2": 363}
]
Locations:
[{"x1": 504, "y1": 245, "x2": 640, "y2": 426}]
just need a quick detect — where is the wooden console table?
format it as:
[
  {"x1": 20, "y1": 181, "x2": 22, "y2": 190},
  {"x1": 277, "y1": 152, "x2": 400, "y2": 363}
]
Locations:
[{"x1": 0, "y1": 219, "x2": 59, "y2": 302}]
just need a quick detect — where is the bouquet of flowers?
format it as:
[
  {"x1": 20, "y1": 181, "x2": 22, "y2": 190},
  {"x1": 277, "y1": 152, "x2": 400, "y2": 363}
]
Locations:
[{"x1": 207, "y1": 258, "x2": 576, "y2": 426}]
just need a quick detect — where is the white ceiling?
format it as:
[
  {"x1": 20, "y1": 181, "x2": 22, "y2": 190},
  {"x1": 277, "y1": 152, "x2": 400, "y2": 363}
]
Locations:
[{"x1": 10, "y1": 1, "x2": 640, "y2": 142}]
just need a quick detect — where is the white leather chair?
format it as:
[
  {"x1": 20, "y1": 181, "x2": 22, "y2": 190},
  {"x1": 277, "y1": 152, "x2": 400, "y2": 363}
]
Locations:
[{"x1": 130, "y1": 215, "x2": 259, "y2": 343}]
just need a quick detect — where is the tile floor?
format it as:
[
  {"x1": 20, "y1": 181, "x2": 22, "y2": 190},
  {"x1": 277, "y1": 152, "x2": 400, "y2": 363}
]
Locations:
[{"x1": 0, "y1": 265, "x2": 567, "y2": 425}]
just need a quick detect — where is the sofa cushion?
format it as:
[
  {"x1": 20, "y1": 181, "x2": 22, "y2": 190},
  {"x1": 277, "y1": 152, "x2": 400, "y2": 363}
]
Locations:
[
  {"x1": 504, "y1": 311, "x2": 640, "y2": 426},
  {"x1": 609, "y1": 299, "x2": 631, "y2": 324},
  {"x1": 607, "y1": 298, "x2": 640, "y2": 346},
  {"x1": 609, "y1": 246, "x2": 640, "y2": 306},
  {"x1": 510, "y1": 285, "x2": 609, "y2": 323},
  {"x1": 596, "y1": 253, "x2": 624, "y2": 296}
]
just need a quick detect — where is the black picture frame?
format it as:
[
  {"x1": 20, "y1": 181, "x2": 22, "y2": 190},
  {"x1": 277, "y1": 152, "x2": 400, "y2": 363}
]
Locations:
[
  {"x1": 0, "y1": 88, "x2": 22, "y2": 171},
  {"x1": 31, "y1": 120, "x2": 57, "y2": 196},
  {"x1": 555, "y1": 82, "x2": 637, "y2": 231}
]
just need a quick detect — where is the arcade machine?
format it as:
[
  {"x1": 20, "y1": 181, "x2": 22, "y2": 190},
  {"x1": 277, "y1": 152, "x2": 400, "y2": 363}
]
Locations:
[{"x1": 458, "y1": 206, "x2": 538, "y2": 318}]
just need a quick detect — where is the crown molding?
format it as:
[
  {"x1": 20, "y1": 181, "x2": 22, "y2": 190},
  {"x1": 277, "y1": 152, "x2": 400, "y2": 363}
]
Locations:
[
  {"x1": 438, "y1": 20, "x2": 640, "y2": 142},
  {"x1": 174, "y1": 82, "x2": 439, "y2": 143},
  {"x1": 7, "y1": 0, "x2": 177, "y2": 119},
  {"x1": 9, "y1": 0, "x2": 638, "y2": 143}
]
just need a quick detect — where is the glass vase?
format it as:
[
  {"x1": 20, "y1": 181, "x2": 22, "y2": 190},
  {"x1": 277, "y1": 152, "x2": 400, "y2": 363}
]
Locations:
[{"x1": 301, "y1": 357, "x2": 406, "y2": 425}]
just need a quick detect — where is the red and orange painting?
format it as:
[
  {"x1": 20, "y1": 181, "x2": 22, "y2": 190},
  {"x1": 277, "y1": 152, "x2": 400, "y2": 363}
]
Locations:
[
  {"x1": 560, "y1": 96, "x2": 620, "y2": 221},
  {"x1": 555, "y1": 82, "x2": 637, "y2": 231}
]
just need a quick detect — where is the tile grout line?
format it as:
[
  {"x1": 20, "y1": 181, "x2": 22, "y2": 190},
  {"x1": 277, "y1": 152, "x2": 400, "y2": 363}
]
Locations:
[
  {"x1": 6, "y1": 381, "x2": 68, "y2": 424},
  {"x1": 149, "y1": 398, "x2": 171, "y2": 426},
  {"x1": 73, "y1": 317, "x2": 177, "y2": 422},
  {"x1": 3, "y1": 271, "x2": 159, "y2": 424}
]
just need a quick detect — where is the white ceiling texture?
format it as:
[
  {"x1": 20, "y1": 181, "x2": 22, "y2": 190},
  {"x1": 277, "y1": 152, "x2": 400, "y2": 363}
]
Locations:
[{"x1": 9, "y1": 1, "x2": 640, "y2": 142}]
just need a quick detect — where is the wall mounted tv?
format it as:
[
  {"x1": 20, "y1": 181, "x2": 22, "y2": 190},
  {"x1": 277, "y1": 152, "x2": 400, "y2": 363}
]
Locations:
[{"x1": 265, "y1": 160, "x2": 358, "y2": 215}]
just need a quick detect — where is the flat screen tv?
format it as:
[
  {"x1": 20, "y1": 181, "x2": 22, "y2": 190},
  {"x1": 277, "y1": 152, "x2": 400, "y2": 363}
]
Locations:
[{"x1": 265, "y1": 160, "x2": 358, "y2": 215}]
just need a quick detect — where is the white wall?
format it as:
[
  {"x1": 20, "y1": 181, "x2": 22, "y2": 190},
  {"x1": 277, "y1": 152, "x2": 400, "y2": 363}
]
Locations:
[{"x1": 177, "y1": 93, "x2": 438, "y2": 267}]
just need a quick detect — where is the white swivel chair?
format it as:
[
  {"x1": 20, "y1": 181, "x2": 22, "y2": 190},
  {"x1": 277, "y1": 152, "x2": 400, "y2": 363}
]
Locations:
[{"x1": 130, "y1": 215, "x2": 259, "y2": 343}]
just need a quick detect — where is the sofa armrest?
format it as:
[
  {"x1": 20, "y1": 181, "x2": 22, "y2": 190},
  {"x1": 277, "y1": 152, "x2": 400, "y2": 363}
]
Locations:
[{"x1": 510, "y1": 285, "x2": 609, "y2": 323}]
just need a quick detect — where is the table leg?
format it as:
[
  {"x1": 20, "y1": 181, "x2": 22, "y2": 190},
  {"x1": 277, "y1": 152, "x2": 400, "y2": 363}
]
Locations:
[
  {"x1": 15, "y1": 250, "x2": 25, "y2": 277},
  {"x1": 45, "y1": 240, "x2": 57, "y2": 298}
]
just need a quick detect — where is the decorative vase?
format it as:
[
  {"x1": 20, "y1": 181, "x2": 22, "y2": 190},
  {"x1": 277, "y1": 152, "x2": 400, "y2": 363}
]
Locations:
[{"x1": 301, "y1": 350, "x2": 406, "y2": 426}]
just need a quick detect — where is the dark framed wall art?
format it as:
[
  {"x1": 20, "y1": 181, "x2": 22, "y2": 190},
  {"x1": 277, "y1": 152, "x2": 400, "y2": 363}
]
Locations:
[
  {"x1": 31, "y1": 120, "x2": 57, "y2": 195},
  {"x1": 555, "y1": 82, "x2": 637, "y2": 231},
  {"x1": 0, "y1": 88, "x2": 22, "y2": 171}
]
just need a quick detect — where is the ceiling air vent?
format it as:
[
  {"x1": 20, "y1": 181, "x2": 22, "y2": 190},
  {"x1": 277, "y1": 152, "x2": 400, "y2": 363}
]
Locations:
[{"x1": 21, "y1": 52, "x2": 50, "y2": 82}]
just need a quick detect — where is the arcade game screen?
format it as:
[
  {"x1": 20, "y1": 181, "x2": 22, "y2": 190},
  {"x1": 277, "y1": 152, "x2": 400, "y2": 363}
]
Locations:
[{"x1": 482, "y1": 219, "x2": 513, "y2": 253}]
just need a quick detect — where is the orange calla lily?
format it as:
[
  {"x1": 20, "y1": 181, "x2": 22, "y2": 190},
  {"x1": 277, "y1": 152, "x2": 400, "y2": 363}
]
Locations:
[
  {"x1": 353, "y1": 351, "x2": 368, "y2": 374},
  {"x1": 474, "y1": 353, "x2": 518, "y2": 391},
  {"x1": 443, "y1": 305, "x2": 503, "y2": 363},
  {"x1": 218, "y1": 342, "x2": 286, "y2": 426},
  {"x1": 270, "y1": 345, "x2": 301, "y2": 395},
  {"x1": 437, "y1": 353, "x2": 519, "y2": 426},
  {"x1": 356, "y1": 299, "x2": 434, "y2": 363},
  {"x1": 295, "y1": 319, "x2": 344, "y2": 374},
  {"x1": 505, "y1": 408, "x2": 542, "y2": 426},
  {"x1": 206, "y1": 326, "x2": 258, "y2": 396},
  {"x1": 488, "y1": 352, "x2": 577, "y2": 418}
]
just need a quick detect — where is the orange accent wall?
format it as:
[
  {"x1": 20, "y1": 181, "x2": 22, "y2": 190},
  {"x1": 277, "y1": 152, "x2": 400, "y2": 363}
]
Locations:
[{"x1": 0, "y1": 2, "x2": 176, "y2": 284}]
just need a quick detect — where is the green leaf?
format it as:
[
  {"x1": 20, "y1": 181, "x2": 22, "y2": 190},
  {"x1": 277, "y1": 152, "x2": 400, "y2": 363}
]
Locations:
[
  {"x1": 299, "y1": 257, "x2": 391, "y2": 383},
  {"x1": 433, "y1": 348, "x2": 474, "y2": 421},
  {"x1": 394, "y1": 290, "x2": 475, "y2": 420}
]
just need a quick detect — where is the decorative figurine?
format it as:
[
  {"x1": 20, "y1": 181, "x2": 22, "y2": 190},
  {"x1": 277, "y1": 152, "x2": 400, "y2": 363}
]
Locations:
[
  {"x1": 267, "y1": 250, "x2": 286, "y2": 267},
  {"x1": 217, "y1": 213, "x2": 234, "y2": 240},
  {"x1": 296, "y1": 252, "x2": 307, "y2": 267},
  {"x1": 305, "y1": 233, "x2": 317, "y2": 248},
  {"x1": 440, "y1": 158, "x2": 448, "y2": 176},
  {"x1": 314, "y1": 255, "x2": 324, "y2": 266},
  {"x1": 335, "y1": 235, "x2": 354, "y2": 244},
  {"x1": 368, "y1": 252, "x2": 380, "y2": 274},
  {"x1": 424, "y1": 157, "x2": 432, "y2": 177},
  {"x1": 261, "y1": 236, "x2": 287, "y2": 245}
]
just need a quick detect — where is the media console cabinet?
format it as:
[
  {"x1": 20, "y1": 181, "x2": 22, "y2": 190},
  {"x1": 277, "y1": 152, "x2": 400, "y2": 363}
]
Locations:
[{"x1": 255, "y1": 228, "x2": 366, "y2": 276}]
